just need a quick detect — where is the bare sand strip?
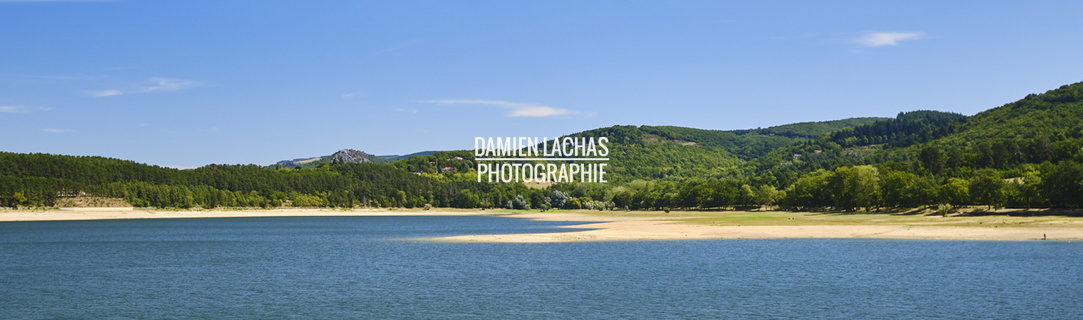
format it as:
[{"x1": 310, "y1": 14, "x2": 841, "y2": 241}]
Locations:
[
  {"x1": 3, "y1": 209, "x2": 1081, "y2": 242},
  {"x1": 0, "y1": 208, "x2": 497, "y2": 222},
  {"x1": 428, "y1": 213, "x2": 1083, "y2": 242}
]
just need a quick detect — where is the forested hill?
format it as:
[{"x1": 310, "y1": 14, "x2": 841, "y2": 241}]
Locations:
[
  {"x1": 0, "y1": 151, "x2": 531, "y2": 209},
  {"x1": 859, "y1": 81, "x2": 1083, "y2": 171},
  {"x1": 556, "y1": 118, "x2": 885, "y2": 182},
  {"x1": 729, "y1": 117, "x2": 887, "y2": 139},
  {"x1": 757, "y1": 80, "x2": 1083, "y2": 209},
  {"x1": 265, "y1": 118, "x2": 884, "y2": 183},
  {"x1": 827, "y1": 111, "x2": 966, "y2": 148},
  {"x1": 741, "y1": 110, "x2": 966, "y2": 185},
  {"x1": 923, "y1": 82, "x2": 1083, "y2": 165},
  {"x1": 549, "y1": 118, "x2": 885, "y2": 161}
]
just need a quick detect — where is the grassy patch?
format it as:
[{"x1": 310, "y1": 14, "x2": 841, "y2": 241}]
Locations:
[{"x1": 673, "y1": 211, "x2": 1083, "y2": 228}]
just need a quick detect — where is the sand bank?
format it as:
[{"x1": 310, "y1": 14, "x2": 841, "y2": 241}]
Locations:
[
  {"x1": 3, "y1": 208, "x2": 1080, "y2": 242},
  {"x1": 428, "y1": 212, "x2": 1083, "y2": 242}
]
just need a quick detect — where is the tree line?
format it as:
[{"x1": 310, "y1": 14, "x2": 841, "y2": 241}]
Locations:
[{"x1": 4, "y1": 151, "x2": 1082, "y2": 211}]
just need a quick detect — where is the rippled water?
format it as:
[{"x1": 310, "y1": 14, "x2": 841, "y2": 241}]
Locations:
[{"x1": 1, "y1": 216, "x2": 1080, "y2": 319}]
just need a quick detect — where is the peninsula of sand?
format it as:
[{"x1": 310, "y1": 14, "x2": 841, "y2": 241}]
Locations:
[{"x1": 2, "y1": 208, "x2": 1081, "y2": 242}]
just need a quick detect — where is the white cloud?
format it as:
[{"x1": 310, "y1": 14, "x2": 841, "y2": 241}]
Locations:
[
  {"x1": 89, "y1": 89, "x2": 123, "y2": 97},
  {"x1": 420, "y1": 99, "x2": 588, "y2": 118},
  {"x1": 509, "y1": 106, "x2": 569, "y2": 117},
  {"x1": 858, "y1": 32, "x2": 924, "y2": 47},
  {"x1": 88, "y1": 77, "x2": 200, "y2": 97},
  {"x1": 41, "y1": 128, "x2": 68, "y2": 133},
  {"x1": 1, "y1": 105, "x2": 52, "y2": 113},
  {"x1": 0, "y1": 106, "x2": 25, "y2": 113},
  {"x1": 143, "y1": 77, "x2": 199, "y2": 92},
  {"x1": 394, "y1": 108, "x2": 419, "y2": 114},
  {"x1": 26, "y1": 74, "x2": 109, "y2": 81}
]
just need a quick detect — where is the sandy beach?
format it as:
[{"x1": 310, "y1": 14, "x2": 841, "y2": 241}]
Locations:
[
  {"x1": 2, "y1": 208, "x2": 1081, "y2": 242},
  {"x1": 429, "y1": 211, "x2": 1083, "y2": 242}
]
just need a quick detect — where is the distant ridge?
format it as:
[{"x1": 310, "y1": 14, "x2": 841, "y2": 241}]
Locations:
[
  {"x1": 730, "y1": 117, "x2": 889, "y2": 138},
  {"x1": 267, "y1": 118, "x2": 887, "y2": 178},
  {"x1": 376, "y1": 151, "x2": 441, "y2": 161},
  {"x1": 271, "y1": 149, "x2": 390, "y2": 168}
]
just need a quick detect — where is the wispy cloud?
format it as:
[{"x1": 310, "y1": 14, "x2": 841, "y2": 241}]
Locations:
[
  {"x1": 0, "y1": 106, "x2": 26, "y2": 113},
  {"x1": 25, "y1": 74, "x2": 109, "y2": 81},
  {"x1": 341, "y1": 92, "x2": 368, "y2": 99},
  {"x1": 1, "y1": 105, "x2": 52, "y2": 113},
  {"x1": 41, "y1": 128, "x2": 68, "y2": 133},
  {"x1": 144, "y1": 77, "x2": 199, "y2": 92},
  {"x1": 87, "y1": 77, "x2": 201, "y2": 97},
  {"x1": 420, "y1": 99, "x2": 590, "y2": 118},
  {"x1": 89, "y1": 89, "x2": 123, "y2": 97},
  {"x1": 394, "y1": 108, "x2": 419, "y2": 114},
  {"x1": 858, "y1": 32, "x2": 925, "y2": 47}
]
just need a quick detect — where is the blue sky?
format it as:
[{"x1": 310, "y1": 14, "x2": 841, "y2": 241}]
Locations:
[{"x1": 3, "y1": 0, "x2": 1082, "y2": 168}]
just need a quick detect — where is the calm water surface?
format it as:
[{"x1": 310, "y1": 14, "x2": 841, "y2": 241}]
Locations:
[{"x1": 1, "y1": 216, "x2": 1081, "y2": 319}]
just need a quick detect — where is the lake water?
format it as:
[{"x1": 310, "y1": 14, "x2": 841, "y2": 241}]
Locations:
[{"x1": 1, "y1": 216, "x2": 1081, "y2": 319}]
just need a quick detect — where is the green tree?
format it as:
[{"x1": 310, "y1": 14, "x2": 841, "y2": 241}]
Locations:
[
  {"x1": 920, "y1": 147, "x2": 946, "y2": 175},
  {"x1": 912, "y1": 175, "x2": 941, "y2": 207},
  {"x1": 882, "y1": 171, "x2": 918, "y2": 208},
  {"x1": 513, "y1": 194, "x2": 531, "y2": 210},
  {"x1": 941, "y1": 178, "x2": 969, "y2": 205},
  {"x1": 12, "y1": 191, "x2": 29, "y2": 207},
  {"x1": 784, "y1": 169, "x2": 833, "y2": 211},
  {"x1": 292, "y1": 194, "x2": 325, "y2": 207},
  {"x1": 1008, "y1": 169, "x2": 1042, "y2": 209},
  {"x1": 1040, "y1": 161, "x2": 1083, "y2": 208},
  {"x1": 829, "y1": 165, "x2": 881, "y2": 211},
  {"x1": 549, "y1": 190, "x2": 571, "y2": 209},
  {"x1": 753, "y1": 185, "x2": 782, "y2": 207},
  {"x1": 969, "y1": 169, "x2": 1004, "y2": 209}
]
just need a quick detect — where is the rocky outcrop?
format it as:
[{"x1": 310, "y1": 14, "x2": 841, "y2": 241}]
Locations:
[
  {"x1": 271, "y1": 149, "x2": 394, "y2": 168},
  {"x1": 328, "y1": 149, "x2": 376, "y2": 164}
]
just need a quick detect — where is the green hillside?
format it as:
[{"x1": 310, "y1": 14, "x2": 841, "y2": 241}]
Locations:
[
  {"x1": 773, "y1": 81, "x2": 1083, "y2": 209},
  {"x1": 0, "y1": 151, "x2": 532, "y2": 209},
  {"x1": 561, "y1": 118, "x2": 886, "y2": 182},
  {"x1": 730, "y1": 117, "x2": 888, "y2": 138},
  {"x1": 635, "y1": 117, "x2": 886, "y2": 160},
  {"x1": 923, "y1": 82, "x2": 1083, "y2": 167},
  {"x1": 740, "y1": 110, "x2": 966, "y2": 186},
  {"x1": 852, "y1": 82, "x2": 1083, "y2": 172}
]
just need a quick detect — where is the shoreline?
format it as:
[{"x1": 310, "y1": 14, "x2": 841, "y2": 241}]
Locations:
[
  {"x1": 2, "y1": 208, "x2": 1081, "y2": 242},
  {"x1": 427, "y1": 211, "x2": 1083, "y2": 242}
]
